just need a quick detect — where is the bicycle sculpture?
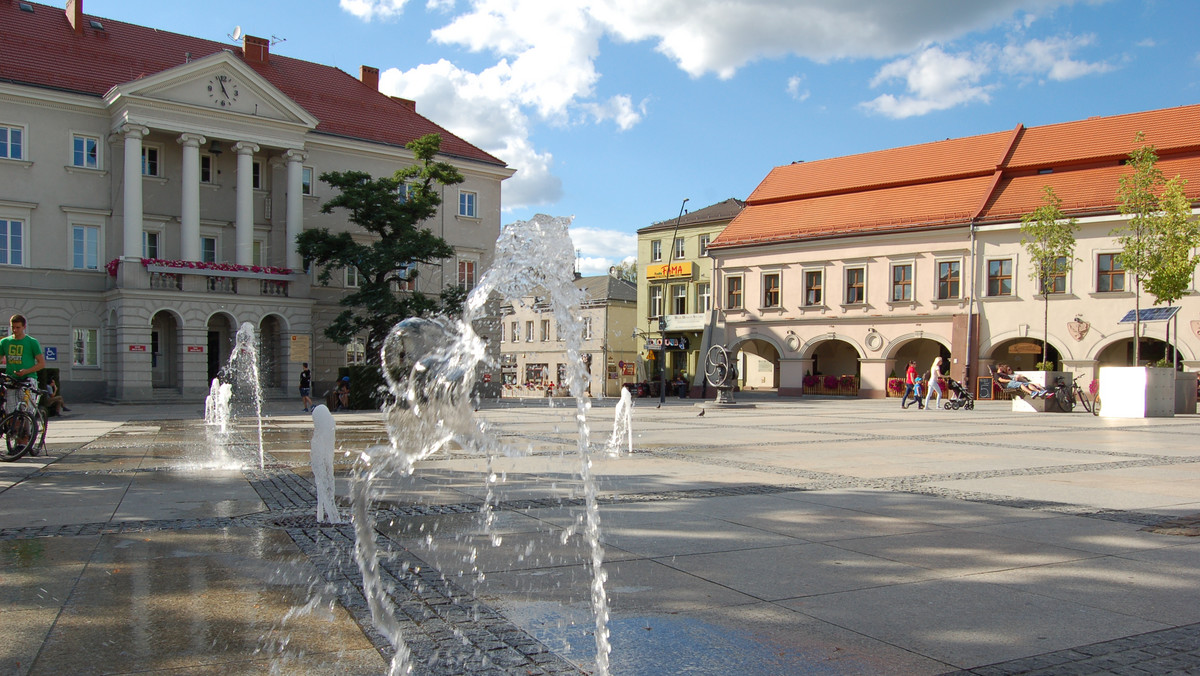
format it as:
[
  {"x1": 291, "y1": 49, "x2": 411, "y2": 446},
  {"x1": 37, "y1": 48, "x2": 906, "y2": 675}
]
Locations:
[{"x1": 704, "y1": 345, "x2": 739, "y2": 404}]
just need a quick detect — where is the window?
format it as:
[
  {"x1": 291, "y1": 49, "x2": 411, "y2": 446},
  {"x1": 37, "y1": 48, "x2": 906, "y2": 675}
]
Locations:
[
  {"x1": 72, "y1": 133, "x2": 99, "y2": 169},
  {"x1": 0, "y1": 124, "x2": 24, "y2": 160},
  {"x1": 200, "y1": 155, "x2": 214, "y2": 183},
  {"x1": 397, "y1": 182, "x2": 411, "y2": 203},
  {"x1": 252, "y1": 160, "x2": 263, "y2": 190},
  {"x1": 987, "y1": 259, "x2": 1013, "y2": 296},
  {"x1": 73, "y1": 328, "x2": 98, "y2": 367},
  {"x1": 301, "y1": 166, "x2": 314, "y2": 196},
  {"x1": 583, "y1": 317, "x2": 593, "y2": 340},
  {"x1": 458, "y1": 259, "x2": 476, "y2": 290},
  {"x1": 72, "y1": 225, "x2": 99, "y2": 270},
  {"x1": 845, "y1": 267, "x2": 865, "y2": 304},
  {"x1": 143, "y1": 231, "x2": 160, "y2": 259},
  {"x1": 346, "y1": 339, "x2": 365, "y2": 365},
  {"x1": 1097, "y1": 253, "x2": 1125, "y2": 292},
  {"x1": 674, "y1": 238, "x2": 685, "y2": 259},
  {"x1": 141, "y1": 146, "x2": 160, "y2": 176},
  {"x1": 696, "y1": 282, "x2": 711, "y2": 312},
  {"x1": 540, "y1": 319, "x2": 550, "y2": 342},
  {"x1": 201, "y1": 236, "x2": 217, "y2": 263},
  {"x1": 726, "y1": 276, "x2": 743, "y2": 309},
  {"x1": 525, "y1": 321, "x2": 534, "y2": 342},
  {"x1": 650, "y1": 240, "x2": 662, "y2": 262},
  {"x1": 699, "y1": 234, "x2": 710, "y2": 257},
  {"x1": 891, "y1": 263, "x2": 912, "y2": 302},
  {"x1": 1040, "y1": 256, "x2": 1068, "y2": 295},
  {"x1": 938, "y1": 261, "x2": 960, "y2": 300},
  {"x1": 458, "y1": 190, "x2": 477, "y2": 218},
  {"x1": 649, "y1": 285, "x2": 664, "y2": 317},
  {"x1": 252, "y1": 241, "x2": 265, "y2": 267},
  {"x1": 0, "y1": 219, "x2": 24, "y2": 266},
  {"x1": 345, "y1": 267, "x2": 360, "y2": 288},
  {"x1": 804, "y1": 270, "x2": 822, "y2": 306},
  {"x1": 762, "y1": 272, "x2": 781, "y2": 307},
  {"x1": 672, "y1": 284, "x2": 687, "y2": 314},
  {"x1": 392, "y1": 265, "x2": 415, "y2": 292},
  {"x1": 510, "y1": 321, "x2": 519, "y2": 342}
]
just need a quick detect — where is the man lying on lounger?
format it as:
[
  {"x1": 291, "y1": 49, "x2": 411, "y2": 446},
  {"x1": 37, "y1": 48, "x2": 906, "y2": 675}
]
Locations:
[{"x1": 993, "y1": 364, "x2": 1050, "y2": 399}]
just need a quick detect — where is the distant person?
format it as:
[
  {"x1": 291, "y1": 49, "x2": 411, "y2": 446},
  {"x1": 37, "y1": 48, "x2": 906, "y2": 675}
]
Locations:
[
  {"x1": 1, "y1": 314, "x2": 44, "y2": 412},
  {"x1": 337, "y1": 376, "x2": 350, "y2": 411},
  {"x1": 994, "y1": 364, "x2": 1049, "y2": 398},
  {"x1": 924, "y1": 356, "x2": 944, "y2": 410},
  {"x1": 43, "y1": 377, "x2": 69, "y2": 417},
  {"x1": 299, "y1": 362, "x2": 313, "y2": 413},
  {"x1": 900, "y1": 360, "x2": 924, "y2": 409}
]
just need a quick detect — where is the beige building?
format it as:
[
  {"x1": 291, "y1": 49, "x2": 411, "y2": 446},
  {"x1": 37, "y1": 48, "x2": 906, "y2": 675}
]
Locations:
[
  {"x1": 0, "y1": 1, "x2": 511, "y2": 401},
  {"x1": 636, "y1": 198, "x2": 743, "y2": 397},
  {"x1": 499, "y1": 271, "x2": 638, "y2": 397},
  {"x1": 707, "y1": 105, "x2": 1200, "y2": 399}
]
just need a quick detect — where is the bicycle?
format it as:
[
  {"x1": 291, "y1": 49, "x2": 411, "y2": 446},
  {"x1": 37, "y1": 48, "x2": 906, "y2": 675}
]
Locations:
[
  {"x1": 1051, "y1": 373, "x2": 1099, "y2": 416},
  {"x1": 0, "y1": 375, "x2": 44, "y2": 461}
]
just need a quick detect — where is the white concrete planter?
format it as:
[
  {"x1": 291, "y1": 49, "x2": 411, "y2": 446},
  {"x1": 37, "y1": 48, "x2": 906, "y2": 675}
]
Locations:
[
  {"x1": 1098, "y1": 366, "x2": 1175, "y2": 418},
  {"x1": 1176, "y1": 371, "x2": 1198, "y2": 414},
  {"x1": 1011, "y1": 371, "x2": 1069, "y2": 413}
]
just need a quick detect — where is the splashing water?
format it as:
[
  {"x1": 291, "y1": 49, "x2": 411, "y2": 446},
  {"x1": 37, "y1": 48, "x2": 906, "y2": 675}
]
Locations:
[
  {"x1": 310, "y1": 404, "x2": 343, "y2": 524},
  {"x1": 225, "y1": 322, "x2": 267, "y2": 468},
  {"x1": 204, "y1": 377, "x2": 232, "y2": 433},
  {"x1": 603, "y1": 387, "x2": 634, "y2": 457},
  {"x1": 352, "y1": 214, "x2": 614, "y2": 675}
]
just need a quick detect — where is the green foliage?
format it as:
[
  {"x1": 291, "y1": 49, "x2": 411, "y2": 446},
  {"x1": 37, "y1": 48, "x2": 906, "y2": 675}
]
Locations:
[
  {"x1": 1115, "y1": 133, "x2": 1164, "y2": 290},
  {"x1": 337, "y1": 365, "x2": 385, "y2": 410},
  {"x1": 1153, "y1": 358, "x2": 1173, "y2": 368},
  {"x1": 1034, "y1": 361, "x2": 1055, "y2": 371},
  {"x1": 1021, "y1": 185, "x2": 1078, "y2": 366},
  {"x1": 1143, "y1": 176, "x2": 1200, "y2": 306},
  {"x1": 612, "y1": 259, "x2": 637, "y2": 282},
  {"x1": 297, "y1": 133, "x2": 464, "y2": 364}
]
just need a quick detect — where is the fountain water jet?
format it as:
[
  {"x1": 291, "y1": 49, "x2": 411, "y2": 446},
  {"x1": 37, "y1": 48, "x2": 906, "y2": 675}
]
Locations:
[
  {"x1": 352, "y1": 214, "x2": 615, "y2": 675},
  {"x1": 310, "y1": 404, "x2": 343, "y2": 524},
  {"x1": 224, "y1": 322, "x2": 267, "y2": 468}
]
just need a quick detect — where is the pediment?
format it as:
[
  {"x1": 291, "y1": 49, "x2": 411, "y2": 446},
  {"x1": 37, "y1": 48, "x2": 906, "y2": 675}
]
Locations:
[{"x1": 105, "y1": 51, "x2": 318, "y2": 128}]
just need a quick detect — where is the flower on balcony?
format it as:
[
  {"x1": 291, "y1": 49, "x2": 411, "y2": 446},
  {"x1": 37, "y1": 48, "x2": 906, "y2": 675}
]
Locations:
[
  {"x1": 802, "y1": 374, "x2": 819, "y2": 387},
  {"x1": 105, "y1": 259, "x2": 120, "y2": 277},
  {"x1": 840, "y1": 374, "x2": 856, "y2": 386},
  {"x1": 823, "y1": 375, "x2": 839, "y2": 390},
  {"x1": 140, "y1": 258, "x2": 293, "y2": 276},
  {"x1": 887, "y1": 378, "x2": 905, "y2": 394}
]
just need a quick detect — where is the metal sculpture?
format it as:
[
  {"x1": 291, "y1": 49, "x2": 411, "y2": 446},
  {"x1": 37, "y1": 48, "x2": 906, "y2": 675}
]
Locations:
[{"x1": 704, "y1": 345, "x2": 739, "y2": 404}]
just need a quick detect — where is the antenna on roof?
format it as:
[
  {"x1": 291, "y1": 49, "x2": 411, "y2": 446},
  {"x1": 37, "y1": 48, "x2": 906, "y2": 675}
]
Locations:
[
  {"x1": 270, "y1": 35, "x2": 287, "y2": 46},
  {"x1": 229, "y1": 25, "x2": 243, "y2": 41}
]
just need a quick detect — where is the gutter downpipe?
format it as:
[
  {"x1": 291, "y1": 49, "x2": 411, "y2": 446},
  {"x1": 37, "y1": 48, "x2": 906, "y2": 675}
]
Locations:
[{"x1": 966, "y1": 217, "x2": 977, "y2": 388}]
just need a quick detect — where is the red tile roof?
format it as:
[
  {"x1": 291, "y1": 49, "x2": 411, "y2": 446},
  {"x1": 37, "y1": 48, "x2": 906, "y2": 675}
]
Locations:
[
  {"x1": 713, "y1": 103, "x2": 1200, "y2": 249},
  {"x1": 0, "y1": 1, "x2": 505, "y2": 167}
]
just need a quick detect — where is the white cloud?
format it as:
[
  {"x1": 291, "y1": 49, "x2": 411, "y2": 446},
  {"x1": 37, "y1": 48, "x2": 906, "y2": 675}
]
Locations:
[
  {"x1": 581, "y1": 95, "x2": 647, "y2": 130},
  {"x1": 568, "y1": 226, "x2": 637, "y2": 276},
  {"x1": 786, "y1": 74, "x2": 810, "y2": 101},
  {"x1": 862, "y1": 46, "x2": 992, "y2": 118},
  {"x1": 339, "y1": 0, "x2": 410, "y2": 21},
  {"x1": 1001, "y1": 34, "x2": 1113, "y2": 81}
]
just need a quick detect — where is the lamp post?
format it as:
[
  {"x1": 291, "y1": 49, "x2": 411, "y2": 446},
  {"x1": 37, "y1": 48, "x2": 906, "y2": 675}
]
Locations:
[{"x1": 659, "y1": 198, "x2": 689, "y2": 407}]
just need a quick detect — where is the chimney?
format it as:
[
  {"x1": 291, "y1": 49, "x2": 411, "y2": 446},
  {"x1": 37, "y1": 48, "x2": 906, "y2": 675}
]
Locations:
[
  {"x1": 359, "y1": 66, "x2": 379, "y2": 91},
  {"x1": 390, "y1": 96, "x2": 416, "y2": 112},
  {"x1": 65, "y1": 0, "x2": 83, "y2": 34},
  {"x1": 243, "y1": 35, "x2": 270, "y2": 63}
]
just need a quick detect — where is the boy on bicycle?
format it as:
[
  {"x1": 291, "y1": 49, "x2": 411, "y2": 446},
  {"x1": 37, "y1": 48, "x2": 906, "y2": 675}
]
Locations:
[{"x1": 1, "y1": 313, "x2": 44, "y2": 414}]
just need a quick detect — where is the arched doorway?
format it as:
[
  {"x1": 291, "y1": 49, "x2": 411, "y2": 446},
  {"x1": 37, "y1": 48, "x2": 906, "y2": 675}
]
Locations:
[
  {"x1": 805, "y1": 338, "x2": 861, "y2": 395},
  {"x1": 206, "y1": 313, "x2": 237, "y2": 382},
  {"x1": 150, "y1": 310, "x2": 180, "y2": 390},
  {"x1": 1097, "y1": 337, "x2": 1180, "y2": 369},
  {"x1": 990, "y1": 338, "x2": 1062, "y2": 371},
  {"x1": 888, "y1": 337, "x2": 950, "y2": 398},
  {"x1": 260, "y1": 315, "x2": 285, "y2": 388},
  {"x1": 734, "y1": 338, "x2": 780, "y2": 390}
]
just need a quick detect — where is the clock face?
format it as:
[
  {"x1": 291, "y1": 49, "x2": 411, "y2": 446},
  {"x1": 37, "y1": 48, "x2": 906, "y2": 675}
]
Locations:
[{"x1": 206, "y1": 74, "x2": 239, "y2": 107}]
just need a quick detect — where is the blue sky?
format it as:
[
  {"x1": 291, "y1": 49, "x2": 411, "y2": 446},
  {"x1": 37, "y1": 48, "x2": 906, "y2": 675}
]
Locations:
[{"x1": 58, "y1": 1, "x2": 1200, "y2": 274}]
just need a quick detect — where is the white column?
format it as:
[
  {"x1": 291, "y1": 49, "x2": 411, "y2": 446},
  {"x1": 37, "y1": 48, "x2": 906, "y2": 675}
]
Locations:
[
  {"x1": 285, "y1": 149, "x2": 306, "y2": 271},
  {"x1": 234, "y1": 141, "x2": 259, "y2": 266},
  {"x1": 121, "y1": 124, "x2": 150, "y2": 260},
  {"x1": 177, "y1": 134, "x2": 205, "y2": 261}
]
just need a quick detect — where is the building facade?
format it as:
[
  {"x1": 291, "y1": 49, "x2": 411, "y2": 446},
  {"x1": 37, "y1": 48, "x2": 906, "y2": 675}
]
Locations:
[
  {"x1": 707, "y1": 105, "x2": 1200, "y2": 398},
  {"x1": 636, "y1": 198, "x2": 743, "y2": 396},
  {"x1": 0, "y1": 1, "x2": 511, "y2": 402},
  {"x1": 499, "y1": 271, "x2": 638, "y2": 398}
]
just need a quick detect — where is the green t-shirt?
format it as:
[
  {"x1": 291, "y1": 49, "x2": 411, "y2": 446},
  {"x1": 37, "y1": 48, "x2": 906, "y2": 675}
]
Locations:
[{"x1": 1, "y1": 334, "x2": 42, "y2": 383}]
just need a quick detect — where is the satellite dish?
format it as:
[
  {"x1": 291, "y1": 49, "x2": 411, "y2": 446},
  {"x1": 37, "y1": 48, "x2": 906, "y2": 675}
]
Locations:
[{"x1": 230, "y1": 25, "x2": 243, "y2": 41}]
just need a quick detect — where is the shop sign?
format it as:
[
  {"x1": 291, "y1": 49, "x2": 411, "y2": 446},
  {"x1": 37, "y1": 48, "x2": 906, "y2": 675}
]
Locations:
[
  {"x1": 645, "y1": 337, "x2": 689, "y2": 350},
  {"x1": 645, "y1": 262, "x2": 694, "y2": 280}
]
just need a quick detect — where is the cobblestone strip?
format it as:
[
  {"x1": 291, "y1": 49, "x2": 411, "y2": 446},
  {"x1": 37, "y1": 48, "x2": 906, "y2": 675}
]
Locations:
[{"x1": 944, "y1": 622, "x2": 1200, "y2": 675}]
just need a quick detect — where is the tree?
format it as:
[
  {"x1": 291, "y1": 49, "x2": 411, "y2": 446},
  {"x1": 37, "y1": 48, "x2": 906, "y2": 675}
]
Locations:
[
  {"x1": 1020, "y1": 185, "x2": 1078, "y2": 368},
  {"x1": 1143, "y1": 176, "x2": 1200, "y2": 368},
  {"x1": 612, "y1": 258, "x2": 637, "y2": 282},
  {"x1": 1115, "y1": 132, "x2": 1165, "y2": 365},
  {"x1": 297, "y1": 133, "x2": 464, "y2": 365}
]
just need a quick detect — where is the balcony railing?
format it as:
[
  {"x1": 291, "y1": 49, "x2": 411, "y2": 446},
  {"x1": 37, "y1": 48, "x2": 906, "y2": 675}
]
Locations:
[{"x1": 116, "y1": 259, "x2": 297, "y2": 298}]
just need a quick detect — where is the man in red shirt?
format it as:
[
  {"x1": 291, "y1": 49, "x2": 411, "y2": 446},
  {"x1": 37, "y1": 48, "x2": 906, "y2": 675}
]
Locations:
[{"x1": 901, "y1": 360, "x2": 924, "y2": 409}]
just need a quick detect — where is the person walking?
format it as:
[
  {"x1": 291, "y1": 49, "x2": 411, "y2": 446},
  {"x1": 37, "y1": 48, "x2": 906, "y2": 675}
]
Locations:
[
  {"x1": 924, "y1": 356, "x2": 944, "y2": 410},
  {"x1": 901, "y1": 360, "x2": 924, "y2": 409},
  {"x1": 299, "y1": 362, "x2": 313, "y2": 412}
]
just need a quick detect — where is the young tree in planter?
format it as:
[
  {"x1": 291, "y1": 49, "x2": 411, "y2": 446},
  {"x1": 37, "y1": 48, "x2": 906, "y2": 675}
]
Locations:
[
  {"x1": 1143, "y1": 176, "x2": 1200, "y2": 368},
  {"x1": 1021, "y1": 186, "x2": 1078, "y2": 369},
  {"x1": 297, "y1": 133, "x2": 464, "y2": 366},
  {"x1": 1115, "y1": 132, "x2": 1166, "y2": 365}
]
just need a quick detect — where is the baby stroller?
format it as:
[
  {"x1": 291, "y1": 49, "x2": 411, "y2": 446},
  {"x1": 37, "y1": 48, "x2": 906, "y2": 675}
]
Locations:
[{"x1": 943, "y1": 377, "x2": 975, "y2": 410}]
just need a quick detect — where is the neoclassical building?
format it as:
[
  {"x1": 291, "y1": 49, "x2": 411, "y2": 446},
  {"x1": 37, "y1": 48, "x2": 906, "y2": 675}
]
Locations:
[
  {"x1": 707, "y1": 104, "x2": 1200, "y2": 398},
  {"x1": 0, "y1": 1, "x2": 511, "y2": 401}
]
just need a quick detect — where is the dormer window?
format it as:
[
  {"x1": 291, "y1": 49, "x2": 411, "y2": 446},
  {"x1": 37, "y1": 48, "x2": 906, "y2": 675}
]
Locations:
[{"x1": 1037, "y1": 168, "x2": 1053, "y2": 175}]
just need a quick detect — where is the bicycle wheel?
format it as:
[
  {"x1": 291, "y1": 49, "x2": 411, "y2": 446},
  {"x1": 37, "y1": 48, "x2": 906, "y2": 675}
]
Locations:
[
  {"x1": 1091, "y1": 394, "x2": 1101, "y2": 416},
  {"x1": 1055, "y1": 386, "x2": 1074, "y2": 412},
  {"x1": 29, "y1": 408, "x2": 48, "y2": 456},
  {"x1": 1075, "y1": 388, "x2": 1093, "y2": 415},
  {"x1": 1, "y1": 411, "x2": 37, "y2": 461}
]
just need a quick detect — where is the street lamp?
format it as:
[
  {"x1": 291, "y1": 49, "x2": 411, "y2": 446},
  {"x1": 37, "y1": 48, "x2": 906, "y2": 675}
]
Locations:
[{"x1": 658, "y1": 198, "x2": 689, "y2": 407}]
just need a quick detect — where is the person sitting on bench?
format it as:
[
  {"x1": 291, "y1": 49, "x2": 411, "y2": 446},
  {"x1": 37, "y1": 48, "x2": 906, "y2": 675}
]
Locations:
[{"x1": 993, "y1": 364, "x2": 1049, "y2": 398}]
